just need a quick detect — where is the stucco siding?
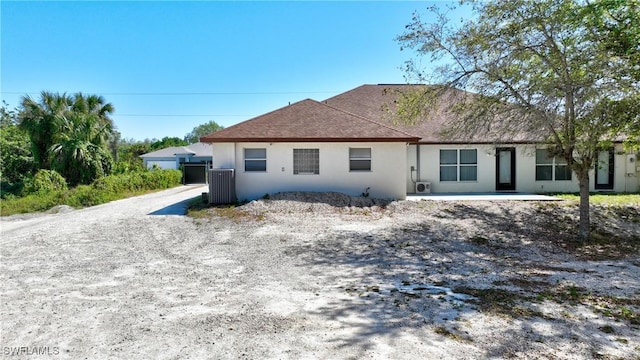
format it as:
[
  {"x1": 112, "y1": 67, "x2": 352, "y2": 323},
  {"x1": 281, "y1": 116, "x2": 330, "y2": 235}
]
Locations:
[
  {"x1": 211, "y1": 143, "x2": 236, "y2": 169},
  {"x1": 412, "y1": 144, "x2": 495, "y2": 193},
  {"x1": 406, "y1": 145, "x2": 418, "y2": 192},
  {"x1": 212, "y1": 142, "x2": 407, "y2": 201},
  {"x1": 211, "y1": 141, "x2": 638, "y2": 199},
  {"x1": 411, "y1": 143, "x2": 639, "y2": 193}
]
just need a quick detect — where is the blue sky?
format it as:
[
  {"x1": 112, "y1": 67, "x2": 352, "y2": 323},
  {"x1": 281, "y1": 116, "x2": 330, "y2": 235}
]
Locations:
[{"x1": 1, "y1": 1, "x2": 466, "y2": 141}]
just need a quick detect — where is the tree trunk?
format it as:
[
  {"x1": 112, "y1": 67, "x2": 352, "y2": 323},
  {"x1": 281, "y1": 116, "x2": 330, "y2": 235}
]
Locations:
[{"x1": 577, "y1": 171, "x2": 590, "y2": 241}]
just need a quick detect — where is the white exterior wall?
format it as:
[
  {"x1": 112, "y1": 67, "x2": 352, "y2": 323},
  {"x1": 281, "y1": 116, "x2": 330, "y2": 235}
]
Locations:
[
  {"x1": 406, "y1": 144, "x2": 418, "y2": 192},
  {"x1": 411, "y1": 144, "x2": 501, "y2": 193},
  {"x1": 409, "y1": 143, "x2": 639, "y2": 193},
  {"x1": 211, "y1": 142, "x2": 408, "y2": 201},
  {"x1": 211, "y1": 143, "x2": 236, "y2": 169},
  {"x1": 145, "y1": 160, "x2": 177, "y2": 170}
]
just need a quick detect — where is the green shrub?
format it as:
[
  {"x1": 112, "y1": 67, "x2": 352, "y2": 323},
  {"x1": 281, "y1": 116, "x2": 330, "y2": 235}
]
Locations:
[
  {"x1": 23, "y1": 169, "x2": 68, "y2": 195},
  {"x1": 92, "y1": 174, "x2": 130, "y2": 193},
  {"x1": 1, "y1": 169, "x2": 183, "y2": 216},
  {"x1": 0, "y1": 191, "x2": 66, "y2": 215},
  {"x1": 146, "y1": 169, "x2": 182, "y2": 189},
  {"x1": 66, "y1": 185, "x2": 111, "y2": 207},
  {"x1": 91, "y1": 169, "x2": 182, "y2": 193},
  {"x1": 0, "y1": 181, "x2": 25, "y2": 199}
]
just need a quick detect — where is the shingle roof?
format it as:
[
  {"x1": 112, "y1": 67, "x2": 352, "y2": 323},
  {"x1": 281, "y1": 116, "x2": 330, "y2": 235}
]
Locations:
[
  {"x1": 184, "y1": 142, "x2": 213, "y2": 157},
  {"x1": 173, "y1": 146, "x2": 196, "y2": 155},
  {"x1": 324, "y1": 84, "x2": 543, "y2": 144},
  {"x1": 199, "y1": 99, "x2": 419, "y2": 143},
  {"x1": 140, "y1": 142, "x2": 212, "y2": 158},
  {"x1": 324, "y1": 84, "x2": 426, "y2": 127}
]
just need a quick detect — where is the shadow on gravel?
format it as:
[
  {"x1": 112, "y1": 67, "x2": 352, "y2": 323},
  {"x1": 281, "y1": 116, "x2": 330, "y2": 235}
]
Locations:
[
  {"x1": 289, "y1": 203, "x2": 639, "y2": 358},
  {"x1": 148, "y1": 196, "x2": 200, "y2": 216}
]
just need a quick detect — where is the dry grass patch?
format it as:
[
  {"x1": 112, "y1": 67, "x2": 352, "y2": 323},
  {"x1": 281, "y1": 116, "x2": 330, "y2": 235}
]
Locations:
[
  {"x1": 454, "y1": 281, "x2": 640, "y2": 326},
  {"x1": 433, "y1": 325, "x2": 473, "y2": 343},
  {"x1": 532, "y1": 200, "x2": 640, "y2": 260},
  {"x1": 453, "y1": 287, "x2": 546, "y2": 319},
  {"x1": 187, "y1": 201, "x2": 265, "y2": 223}
]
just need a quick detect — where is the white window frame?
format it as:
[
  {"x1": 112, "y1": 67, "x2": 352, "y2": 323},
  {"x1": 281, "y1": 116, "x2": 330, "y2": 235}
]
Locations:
[
  {"x1": 439, "y1": 149, "x2": 478, "y2": 182},
  {"x1": 349, "y1": 148, "x2": 372, "y2": 172},
  {"x1": 293, "y1": 148, "x2": 319, "y2": 175},
  {"x1": 244, "y1": 148, "x2": 267, "y2": 172},
  {"x1": 535, "y1": 149, "x2": 572, "y2": 181}
]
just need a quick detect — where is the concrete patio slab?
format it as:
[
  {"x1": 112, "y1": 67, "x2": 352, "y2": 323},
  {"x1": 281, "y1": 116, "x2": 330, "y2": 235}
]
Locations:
[{"x1": 406, "y1": 193, "x2": 561, "y2": 201}]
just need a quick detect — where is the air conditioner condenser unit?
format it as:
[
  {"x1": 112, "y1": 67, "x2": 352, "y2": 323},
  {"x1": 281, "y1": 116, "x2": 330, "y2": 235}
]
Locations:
[{"x1": 415, "y1": 182, "x2": 431, "y2": 194}]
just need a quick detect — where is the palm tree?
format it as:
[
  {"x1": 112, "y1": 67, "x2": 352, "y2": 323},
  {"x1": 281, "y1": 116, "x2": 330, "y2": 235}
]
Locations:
[
  {"x1": 49, "y1": 93, "x2": 115, "y2": 185},
  {"x1": 50, "y1": 128, "x2": 112, "y2": 185},
  {"x1": 20, "y1": 92, "x2": 116, "y2": 185},
  {"x1": 70, "y1": 93, "x2": 115, "y2": 145},
  {"x1": 19, "y1": 91, "x2": 71, "y2": 169}
]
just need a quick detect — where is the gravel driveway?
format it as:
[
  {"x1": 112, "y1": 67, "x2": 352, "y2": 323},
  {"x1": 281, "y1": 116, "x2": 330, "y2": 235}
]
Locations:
[{"x1": 1, "y1": 187, "x2": 639, "y2": 359}]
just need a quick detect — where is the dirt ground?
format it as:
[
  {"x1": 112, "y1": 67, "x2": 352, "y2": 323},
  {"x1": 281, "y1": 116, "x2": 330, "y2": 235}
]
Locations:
[{"x1": 1, "y1": 187, "x2": 639, "y2": 359}]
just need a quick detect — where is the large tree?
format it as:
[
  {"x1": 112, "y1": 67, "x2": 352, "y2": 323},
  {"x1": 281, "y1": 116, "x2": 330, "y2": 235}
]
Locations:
[
  {"x1": 583, "y1": 0, "x2": 640, "y2": 143},
  {"x1": 397, "y1": 0, "x2": 639, "y2": 240},
  {"x1": 149, "y1": 136, "x2": 188, "y2": 151},
  {"x1": 184, "y1": 120, "x2": 224, "y2": 143},
  {"x1": 114, "y1": 138, "x2": 150, "y2": 173},
  {"x1": 19, "y1": 92, "x2": 116, "y2": 185},
  {"x1": 584, "y1": 0, "x2": 640, "y2": 76}
]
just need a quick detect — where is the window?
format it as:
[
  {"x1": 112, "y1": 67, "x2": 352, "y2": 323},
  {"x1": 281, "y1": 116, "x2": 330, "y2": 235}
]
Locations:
[
  {"x1": 535, "y1": 149, "x2": 571, "y2": 181},
  {"x1": 555, "y1": 158, "x2": 572, "y2": 180},
  {"x1": 440, "y1": 150, "x2": 458, "y2": 181},
  {"x1": 439, "y1": 149, "x2": 477, "y2": 182},
  {"x1": 293, "y1": 148, "x2": 319, "y2": 174},
  {"x1": 349, "y1": 148, "x2": 371, "y2": 171},
  {"x1": 244, "y1": 148, "x2": 266, "y2": 172},
  {"x1": 459, "y1": 149, "x2": 478, "y2": 181}
]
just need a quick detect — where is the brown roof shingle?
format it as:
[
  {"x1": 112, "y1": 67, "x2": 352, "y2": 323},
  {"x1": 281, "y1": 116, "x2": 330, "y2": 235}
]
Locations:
[
  {"x1": 324, "y1": 84, "x2": 543, "y2": 144},
  {"x1": 200, "y1": 98, "x2": 419, "y2": 143}
]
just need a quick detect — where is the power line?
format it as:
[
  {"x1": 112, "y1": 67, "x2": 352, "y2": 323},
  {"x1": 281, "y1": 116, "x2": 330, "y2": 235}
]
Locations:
[
  {"x1": 115, "y1": 114, "x2": 253, "y2": 117},
  {"x1": 1, "y1": 91, "x2": 338, "y2": 96}
]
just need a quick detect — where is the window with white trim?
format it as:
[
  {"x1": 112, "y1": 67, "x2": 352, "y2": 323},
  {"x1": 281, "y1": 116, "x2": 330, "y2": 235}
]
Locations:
[
  {"x1": 244, "y1": 148, "x2": 266, "y2": 172},
  {"x1": 439, "y1": 149, "x2": 477, "y2": 182},
  {"x1": 535, "y1": 149, "x2": 571, "y2": 181},
  {"x1": 293, "y1": 148, "x2": 319, "y2": 174},
  {"x1": 349, "y1": 148, "x2": 371, "y2": 171}
]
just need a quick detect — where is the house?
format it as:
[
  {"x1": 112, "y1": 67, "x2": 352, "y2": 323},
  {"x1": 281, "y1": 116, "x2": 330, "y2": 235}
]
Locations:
[
  {"x1": 325, "y1": 85, "x2": 639, "y2": 195},
  {"x1": 199, "y1": 99, "x2": 419, "y2": 201},
  {"x1": 200, "y1": 85, "x2": 639, "y2": 202},
  {"x1": 139, "y1": 142, "x2": 212, "y2": 184}
]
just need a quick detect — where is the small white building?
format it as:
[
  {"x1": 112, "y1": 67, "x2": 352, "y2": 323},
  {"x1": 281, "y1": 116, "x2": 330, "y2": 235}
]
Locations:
[{"x1": 139, "y1": 142, "x2": 212, "y2": 184}]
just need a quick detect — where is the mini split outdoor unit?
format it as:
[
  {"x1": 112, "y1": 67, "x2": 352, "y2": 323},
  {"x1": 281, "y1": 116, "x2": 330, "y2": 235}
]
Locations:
[{"x1": 415, "y1": 182, "x2": 431, "y2": 194}]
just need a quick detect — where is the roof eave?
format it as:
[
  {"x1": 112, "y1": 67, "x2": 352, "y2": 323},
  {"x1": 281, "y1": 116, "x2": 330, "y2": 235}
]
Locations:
[
  {"x1": 416, "y1": 140, "x2": 541, "y2": 145},
  {"x1": 201, "y1": 137, "x2": 420, "y2": 143}
]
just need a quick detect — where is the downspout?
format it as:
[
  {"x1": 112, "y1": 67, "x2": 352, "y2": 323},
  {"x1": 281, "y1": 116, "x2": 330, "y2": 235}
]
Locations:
[
  {"x1": 234, "y1": 143, "x2": 237, "y2": 170},
  {"x1": 416, "y1": 144, "x2": 421, "y2": 182}
]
